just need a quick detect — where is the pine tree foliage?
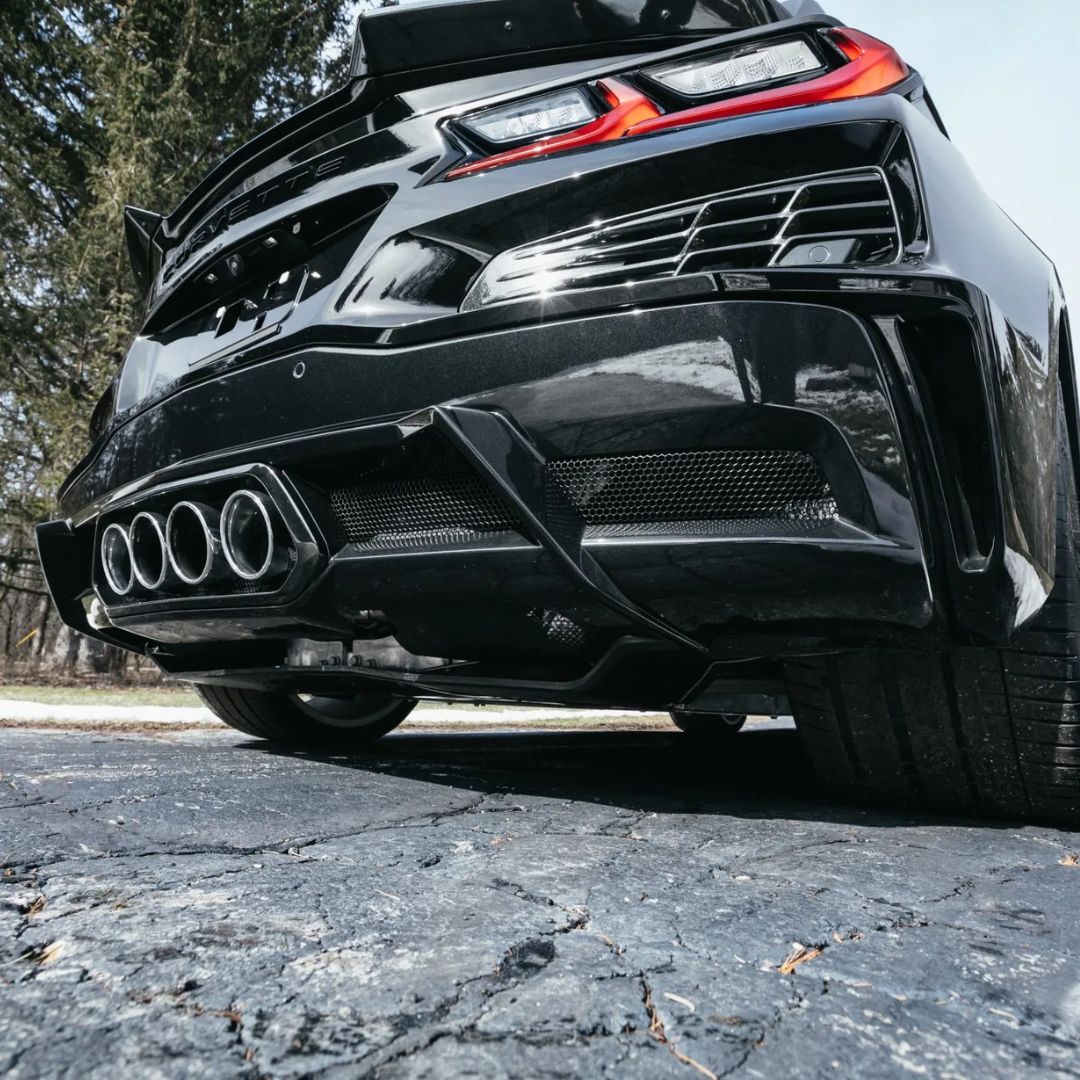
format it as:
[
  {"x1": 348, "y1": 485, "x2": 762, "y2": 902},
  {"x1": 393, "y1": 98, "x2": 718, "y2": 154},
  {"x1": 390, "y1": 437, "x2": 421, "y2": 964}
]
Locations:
[{"x1": 0, "y1": 0, "x2": 354, "y2": 660}]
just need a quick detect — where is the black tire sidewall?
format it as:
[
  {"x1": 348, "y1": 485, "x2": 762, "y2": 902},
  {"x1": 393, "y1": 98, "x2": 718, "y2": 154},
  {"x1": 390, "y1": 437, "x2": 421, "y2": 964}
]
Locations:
[
  {"x1": 195, "y1": 684, "x2": 415, "y2": 749},
  {"x1": 670, "y1": 712, "x2": 747, "y2": 737}
]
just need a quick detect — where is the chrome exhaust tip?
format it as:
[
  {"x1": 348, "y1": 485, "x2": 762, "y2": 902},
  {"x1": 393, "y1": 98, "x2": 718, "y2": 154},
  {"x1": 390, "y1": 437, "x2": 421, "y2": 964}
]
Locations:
[
  {"x1": 129, "y1": 511, "x2": 171, "y2": 592},
  {"x1": 100, "y1": 523, "x2": 135, "y2": 597},
  {"x1": 221, "y1": 490, "x2": 287, "y2": 582},
  {"x1": 166, "y1": 501, "x2": 225, "y2": 587}
]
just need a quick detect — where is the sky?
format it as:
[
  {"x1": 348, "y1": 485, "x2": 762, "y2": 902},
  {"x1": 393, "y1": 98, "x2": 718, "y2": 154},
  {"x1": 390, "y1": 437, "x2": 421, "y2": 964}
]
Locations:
[{"x1": 828, "y1": 0, "x2": 1080, "y2": 307}]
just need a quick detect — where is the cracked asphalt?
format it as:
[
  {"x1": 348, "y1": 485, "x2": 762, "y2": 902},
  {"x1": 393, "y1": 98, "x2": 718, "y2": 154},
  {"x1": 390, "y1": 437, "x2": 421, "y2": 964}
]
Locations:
[{"x1": 2, "y1": 721, "x2": 1080, "y2": 1079}]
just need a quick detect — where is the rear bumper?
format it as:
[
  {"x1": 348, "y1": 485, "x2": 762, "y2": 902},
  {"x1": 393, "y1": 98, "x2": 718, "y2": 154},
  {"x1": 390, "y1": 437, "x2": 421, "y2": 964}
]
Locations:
[
  {"x1": 39, "y1": 95, "x2": 1067, "y2": 705},
  {"x1": 42, "y1": 294, "x2": 991, "y2": 692}
]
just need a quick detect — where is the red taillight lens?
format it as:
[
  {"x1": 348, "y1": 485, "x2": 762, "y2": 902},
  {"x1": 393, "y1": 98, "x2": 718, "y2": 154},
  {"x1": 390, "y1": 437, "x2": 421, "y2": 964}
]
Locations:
[
  {"x1": 446, "y1": 29, "x2": 908, "y2": 180},
  {"x1": 446, "y1": 80, "x2": 660, "y2": 181},
  {"x1": 831, "y1": 30, "x2": 866, "y2": 63}
]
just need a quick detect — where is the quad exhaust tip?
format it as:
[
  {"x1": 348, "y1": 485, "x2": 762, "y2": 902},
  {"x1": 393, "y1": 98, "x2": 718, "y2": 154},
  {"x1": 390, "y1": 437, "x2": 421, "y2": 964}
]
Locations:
[
  {"x1": 100, "y1": 523, "x2": 135, "y2": 597},
  {"x1": 221, "y1": 490, "x2": 287, "y2": 582},
  {"x1": 129, "y1": 511, "x2": 171, "y2": 592},
  {"x1": 100, "y1": 487, "x2": 289, "y2": 598},
  {"x1": 166, "y1": 501, "x2": 224, "y2": 587}
]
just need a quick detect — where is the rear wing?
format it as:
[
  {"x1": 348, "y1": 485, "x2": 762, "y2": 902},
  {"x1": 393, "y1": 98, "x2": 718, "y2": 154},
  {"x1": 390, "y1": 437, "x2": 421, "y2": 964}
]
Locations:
[{"x1": 349, "y1": 0, "x2": 793, "y2": 78}]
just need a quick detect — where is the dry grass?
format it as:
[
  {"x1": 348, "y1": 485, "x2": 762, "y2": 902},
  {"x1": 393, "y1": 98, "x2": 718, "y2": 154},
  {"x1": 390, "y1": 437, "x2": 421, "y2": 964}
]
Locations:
[{"x1": 0, "y1": 684, "x2": 202, "y2": 707}]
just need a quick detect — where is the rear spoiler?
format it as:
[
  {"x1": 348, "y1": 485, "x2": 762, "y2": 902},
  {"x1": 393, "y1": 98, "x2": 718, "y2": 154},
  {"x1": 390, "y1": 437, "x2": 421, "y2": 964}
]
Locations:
[
  {"x1": 124, "y1": 205, "x2": 164, "y2": 300},
  {"x1": 349, "y1": 0, "x2": 793, "y2": 78}
]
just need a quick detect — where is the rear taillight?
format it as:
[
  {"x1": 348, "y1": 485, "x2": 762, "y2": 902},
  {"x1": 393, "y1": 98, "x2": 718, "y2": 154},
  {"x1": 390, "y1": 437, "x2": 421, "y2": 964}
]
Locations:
[
  {"x1": 447, "y1": 80, "x2": 660, "y2": 181},
  {"x1": 445, "y1": 28, "x2": 908, "y2": 181},
  {"x1": 457, "y1": 87, "x2": 600, "y2": 146},
  {"x1": 643, "y1": 38, "x2": 826, "y2": 98},
  {"x1": 627, "y1": 29, "x2": 908, "y2": 138}
]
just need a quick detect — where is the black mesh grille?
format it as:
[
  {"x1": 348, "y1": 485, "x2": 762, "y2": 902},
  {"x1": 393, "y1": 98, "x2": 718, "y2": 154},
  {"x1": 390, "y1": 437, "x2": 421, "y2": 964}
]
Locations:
[
  {"x1": 330, "y1": 474, "x2": 520, "y2": 550},
  {"x1": 547, "y1": 449, "x2": 837, "y2": 526},
  {"x1": 583, "y1": 519, "x2": 844, "y2": 540},
  {"x1": 329, "y1": 448, "x2": 836, "y2": 551}
]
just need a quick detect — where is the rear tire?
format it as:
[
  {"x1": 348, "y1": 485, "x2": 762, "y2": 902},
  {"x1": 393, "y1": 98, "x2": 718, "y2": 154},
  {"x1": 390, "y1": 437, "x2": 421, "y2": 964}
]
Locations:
[
  {"x1": 194, "y1": 684, "x2": 415, "y2": 750},
  {"x1": 786, "y1": 409, "x2": 1080, "y2": 822},
  {"x1": 670, "y1": 711, "x2": 747, "y2": 738}
]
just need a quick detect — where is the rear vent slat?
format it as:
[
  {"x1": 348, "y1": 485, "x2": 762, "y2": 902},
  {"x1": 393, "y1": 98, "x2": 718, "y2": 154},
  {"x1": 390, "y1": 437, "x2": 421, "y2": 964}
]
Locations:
[
  {"x1": 783, "y1": 202, "x2": 895, "y2": 236},
  {"x1": 151, "y1": 184, "x2": 393, "y2": 332},
  {"x1": 692, "y1": 216, "x2": 786, "y2": 247},
  {"x1": 464, "y1": 168, "x2": 902, "y2": 311},
  {"x1": 699, "y1": 190, "x2": 794, "y2": 225}
]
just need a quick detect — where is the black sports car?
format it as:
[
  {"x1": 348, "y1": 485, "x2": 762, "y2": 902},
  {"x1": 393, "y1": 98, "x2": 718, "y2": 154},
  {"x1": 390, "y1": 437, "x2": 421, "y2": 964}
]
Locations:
[{"x1": 38, "y1": 0, "x2": 1076, "y2": 820}]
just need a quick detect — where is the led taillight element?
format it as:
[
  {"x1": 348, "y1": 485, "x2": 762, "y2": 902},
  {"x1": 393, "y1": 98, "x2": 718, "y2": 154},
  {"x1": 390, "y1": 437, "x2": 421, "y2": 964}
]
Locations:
[
  {"x1": 459, "y1": 87, "x2": 598, "y2": 145},
  {"x1": 645, "y1": 39, "x2": 825, "y2": 98},
  {"x1": 446, "y1": 80, "x2": 661, "y2": 180},
  {"x1": 627, "y1": 29, "x2": 908, "y2": 138},
  {"x1": 446, "y1": 29, "x2": 907, "y2": 180}
]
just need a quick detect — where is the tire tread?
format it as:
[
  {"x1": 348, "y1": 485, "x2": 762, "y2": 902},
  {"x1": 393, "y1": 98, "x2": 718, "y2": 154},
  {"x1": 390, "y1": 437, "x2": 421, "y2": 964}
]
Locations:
[{"x1": 786, "y1": 406, "x2": 1080, "y2": 822}]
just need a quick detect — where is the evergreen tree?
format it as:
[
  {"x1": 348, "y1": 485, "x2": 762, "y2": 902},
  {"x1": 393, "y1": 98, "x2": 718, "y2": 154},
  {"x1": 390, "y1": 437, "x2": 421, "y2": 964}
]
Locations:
[{"x1": 0, "y1": 0, "x2": 354, "y2": 664}]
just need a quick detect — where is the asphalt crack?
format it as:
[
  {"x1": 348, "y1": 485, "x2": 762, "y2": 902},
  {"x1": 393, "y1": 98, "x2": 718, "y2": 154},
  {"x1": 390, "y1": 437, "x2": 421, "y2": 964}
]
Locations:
[
  {"x1": 5, "y1": 730, "x2": 1080, "y2": 1077},
  {"x1": 640, "y1": 973, "x2": 719, "y2": 1080}
]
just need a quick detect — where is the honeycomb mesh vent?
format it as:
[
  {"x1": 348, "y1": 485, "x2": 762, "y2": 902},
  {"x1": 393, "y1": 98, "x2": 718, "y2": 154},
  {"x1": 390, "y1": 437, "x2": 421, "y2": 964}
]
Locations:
[
  {"x1": 547, "y1": 449, "x2": 837, "y2": 526},
  {"x1": 330, "y1": 474, "x2": 520, "y2": 550}
]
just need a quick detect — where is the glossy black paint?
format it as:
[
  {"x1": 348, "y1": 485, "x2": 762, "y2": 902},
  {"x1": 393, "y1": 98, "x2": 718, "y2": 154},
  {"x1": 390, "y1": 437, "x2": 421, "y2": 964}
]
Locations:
[
  {"x1": 37, "y1": 11, "x2": 1070, "y2": 712},
  {"x1": 349, "y1": 0, "x2": 792, "y2": 79}
]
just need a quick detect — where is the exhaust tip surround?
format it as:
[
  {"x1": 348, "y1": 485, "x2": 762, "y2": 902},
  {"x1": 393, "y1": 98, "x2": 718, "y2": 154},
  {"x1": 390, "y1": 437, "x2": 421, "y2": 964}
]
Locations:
[
  {"x1": 100, "y1": 523, "x2": 135, "y2": 596},
  {"x1": 166, "y1": 502, "x2": 223, "y2": 587},
  {"x1": 129, "y1": 512, "x2": 171, "y2": 591},
  {"x1": 221, "y1": 490, "x2": 285, "y2": 582}
]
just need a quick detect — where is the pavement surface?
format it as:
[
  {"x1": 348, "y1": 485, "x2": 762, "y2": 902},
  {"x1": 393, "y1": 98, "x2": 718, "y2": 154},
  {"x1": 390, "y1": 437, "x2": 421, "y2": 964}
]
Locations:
[
  {"x1": 2, "y1": 720, "x2": 1080, "y2": 1079},
  {"x1": 0, "y1": 699, "x2": 667, "y2": 730}
]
